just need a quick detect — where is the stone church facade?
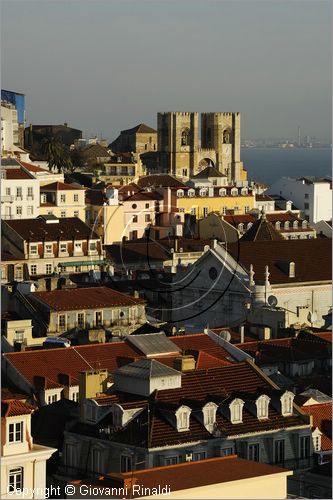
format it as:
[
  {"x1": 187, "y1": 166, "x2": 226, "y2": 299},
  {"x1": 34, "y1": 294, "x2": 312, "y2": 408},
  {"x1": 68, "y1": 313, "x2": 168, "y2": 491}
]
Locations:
[{"x1": 156, "y1": 111, "x2": 247, "y2": 183}]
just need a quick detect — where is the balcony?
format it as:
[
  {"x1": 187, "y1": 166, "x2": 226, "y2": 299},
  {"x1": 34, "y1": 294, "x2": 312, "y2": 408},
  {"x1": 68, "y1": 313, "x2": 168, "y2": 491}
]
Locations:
[{"x1": 1, "y1": 195, "x2": 14, "y2": 203}]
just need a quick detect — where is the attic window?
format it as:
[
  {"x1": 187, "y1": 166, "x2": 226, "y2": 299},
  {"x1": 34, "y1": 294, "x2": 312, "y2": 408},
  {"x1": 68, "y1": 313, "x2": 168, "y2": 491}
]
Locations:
[
  {"x1": 229, "y1": 398, "x2": 244, "y2": 424},
  {"x1": 176, "y1": 405, "x2": 191, "y2": 432},
  {"x1": 219, "y1": 188, "x2": 226, "y2": 196},
  {"x1": 280, "y1": 391, "x2": 294, "y2": 417},
  {"x1": 256, "y1": 395, "x2": 270, "y2": 420},
  {"x1": 202, "y1": 402, "x2": 218, "y2": 432}
]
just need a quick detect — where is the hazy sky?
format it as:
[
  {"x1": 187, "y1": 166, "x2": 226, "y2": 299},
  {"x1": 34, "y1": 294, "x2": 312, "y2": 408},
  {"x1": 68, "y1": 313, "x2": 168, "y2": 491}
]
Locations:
[{"x1": 1, "y1": 0, "x2": 331, "y2": 142}]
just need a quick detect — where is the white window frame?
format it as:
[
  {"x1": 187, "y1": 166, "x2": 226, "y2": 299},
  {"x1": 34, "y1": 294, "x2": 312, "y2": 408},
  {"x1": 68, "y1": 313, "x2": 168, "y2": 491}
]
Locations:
[
  {"x1": 8, "y1": 467, "x2": 24, "y2": 493},
  {"x1": 256, "y1": 395, "x2": 270, "y2": 420},
  {"x1": 229, "y1": 398, "x2": 244, "y2": 424},
  {"x1": 8, "y1": 421, "x2": 23, "y2": 443},
  {"x1": 280, "y1": 391, "x2": 294, "y2": 416},
  {"x1": 74, "y1": 194, "x2": 79, "y2": 202},
  {"x1": 30, "y1": 264, "x2": 37, "y2": 275},
  {"x1": 176, "y1": 405, "x2": 191, "y2": 432}
]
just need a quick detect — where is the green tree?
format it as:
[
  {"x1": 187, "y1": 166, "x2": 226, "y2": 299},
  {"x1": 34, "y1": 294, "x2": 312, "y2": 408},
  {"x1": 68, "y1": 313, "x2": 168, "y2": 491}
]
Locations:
[{"x1": 41, "y1": 136, "x2": 73, "y2": 173}]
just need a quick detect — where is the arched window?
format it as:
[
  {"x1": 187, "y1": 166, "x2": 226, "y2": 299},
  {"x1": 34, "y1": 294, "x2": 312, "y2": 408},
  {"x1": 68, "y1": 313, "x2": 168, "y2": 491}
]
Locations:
[
  {"x1": 275, "y1": 221, "x2": 281, "y2": 230},
  {"x1": 202, "y1": 402, "x2": 218, "y2": 432},
  {"x1": 188, "y1": 189, "x2": 195, "y2": 197},
  {"x1": 200, "y1": 188, "x2": 208, "y2": 197},
  {"x1": 302, "y1": 220, "x2": 308, "y2": 229},
  {"x1": 293, "y1": 220, "x2": 298, "y2": 229},
  {"x1": 256, "y1": 395, "x2": 270, "y2": 420},
  {"x1": 177, "y1": 189, "x2": 184, "y2": 197},
  {"x1": 176, "y1": 405, "x2": 191, "y2": 431},
  {"x1": 238, "y1": 223, "x2": 244, "y2": 233},
  {"x1": 231, "y1": 188, "x2": 238, "y2": 196},
  {"x1": 284, "y1": 221, "x2": 290, "y2": 230},
  {"x1": 219, "y1": 188, "x2": 226, "y2": 196},
  {"x1": 181, "y1": 129, "x2": 190, "y2": 146},
  {"x1": 229, "y1": 398, "x2": 244, "y2": 424},
  {"x1": 223, "y1": 129, "x2": 231, "y2": 144},
  {"x1": 280, "y1": 391, "x2": 294, "y2": 416}
]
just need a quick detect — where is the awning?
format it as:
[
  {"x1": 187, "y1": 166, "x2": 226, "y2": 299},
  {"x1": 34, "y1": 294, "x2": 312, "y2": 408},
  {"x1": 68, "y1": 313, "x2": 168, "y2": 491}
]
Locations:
[{"x1": 59, "y1": 260, "x2": 107, "y2": 267}]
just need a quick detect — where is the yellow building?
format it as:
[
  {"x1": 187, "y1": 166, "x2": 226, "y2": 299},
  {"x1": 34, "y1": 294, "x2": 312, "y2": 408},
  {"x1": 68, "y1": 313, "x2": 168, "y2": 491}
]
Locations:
[
  {"x1": 110, "y1": 123, "x2": 157, "y2": 154},
  {"x1": 100, "y1": 153, "x2": 145, "y2": 186},
  {"x1": 176, "y1": 185, "x2": 255, "y2": 218},
  {"x1": 39, "y1": 181, "x2": 86, "y2": 221}
]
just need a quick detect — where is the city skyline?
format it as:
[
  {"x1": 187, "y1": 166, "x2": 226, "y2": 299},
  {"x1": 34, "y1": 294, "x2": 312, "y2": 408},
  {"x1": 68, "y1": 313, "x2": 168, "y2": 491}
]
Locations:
[{"x1": 1, "y1": 0, "x2": 331, "y2": 143}]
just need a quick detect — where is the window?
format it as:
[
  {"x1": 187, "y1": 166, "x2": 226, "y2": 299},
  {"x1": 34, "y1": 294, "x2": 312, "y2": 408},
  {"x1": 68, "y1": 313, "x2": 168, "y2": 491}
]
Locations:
[
  {"x1": 45, "y1": 244, "x2": 53, "y2": 254},
  {"x1": 293, "y1": 220, "x2": 298, "y2": 229},
  {"x1": 15, "y1": 330, "x2": 24, "y2": 342},
  {"x1": 77, "y1": 313, "x2": 85, "y2": 328},
  {"x1": 30, "y1": 244, "x2": 38, "y2": 255},
  {"x1": 27, "y1": 187, "x2": 33, "y2": 198},
  {"x1": 15, "y1": 267, "x2": 23, "y2": 280},
  {"x1": 281, "y1": 391, "x2": 294, "y2": 416},
  {"x1": 60, "y1": 194, "x2": 66, "y2": 203},
  {"x1": 241, "y1": 188, "x2": 248, "y2": 195},
  {"x1": 72, "y1": 392, "x2": 79, "y2": 402},
  {"x1": 275, "y1": 440, "x2": 285, "y2": 463},
  {"x1": 304, "y1": 203, "x2": 309, "y2": 210},
  {"x1": 191, "y1": 207, "x2": 196, "y2": 216},
  {"x1": 27, "y1": 206, "x2": 33, "y2": 215},
  {"x1": 132, "y1": 215, "x2": 138, "y2": 223},
  {"x1": 231, "y1": 188, "x2": 238, "y2": 196},
  {"x1": 16, "y1": 206, "x2": 22, "y2": 216},
  {"x1": 41, "y1": 193, "x2": 47, "y2": 203},
  {"x1": 47, "y1": 394, "x2": 58, "y2": 404},
  {"x1": 305, "y1": 193, "x2": 309, "y2": 199},
  {"x1": 219, "y1": 188, "x2": 226, "y2": 196},
  {"x1": 6, "y1": 187, "x2": 11, "y2": 195},
  {"x1": 313, "y1": 433, "x2": 321, "y2": 452},
  {"x1": 75, "y1": 242, "x2": 82, "y2": 251},
  {"x1": 74, "y1": 211, "x2": 79, "y2": 217},
  {"x1": 220, "y1": 447, "x2": 233, "y2": 457},
  {"x1": 120, "y1": 455, "x2": 132, "y2": 472},
  {"x1": 8, "y1": 467, "x2": 23, "y2": 493},
  {"x1": 60, "y1": 243, "x2": 67, "y2": 253},
  {"x1": 92, "y1": 448, "x2": 103, "y2": 474},
  {"x1": 60, "y1": 211, "x2": 66, "y2": 218},
  {"x1": 256, "y1": 395, "x2": 270, "y2": 419},
  {"x1": 193, "y1": 451, "x2": 206, "y2": 461},
  {"x1": 302, "y1": 220, "x2": 308, "y2": 229},
  {"x1": 145, "y1": 203, "x2": 150, "y2": 209},
  {"x1": 181, "y1": 128, "x2": 190, "y2": 146},
  {"x1": 275, "y1": 221, "x2": 281, "y2": 230},
  {"x1": 59, "y1": 314, "x2": 66, "y2": 328},
  {"x1": 203, "y1": 207, "x2": 209, "y2": 217},
  {"x1": 89, "y1": 241, "x2": 97, "y2": 251},
  {"x1": 30, "y1": 264, "x2": 37, "y2": 275},
  {"x1": 165, "y1": 456, "x2": 178, "y2": 466},
  {"x1": 145, "y1": 214, "x2": 151, "y2": 222},
  {"x1": 131, "y1": 230, "x2": 138, "y2": 240},
  {"x1": 202, "y1": 402, "x2": 217, "y2": 432},
  {"x1": 229, "y1": 398, "x2": 244, "y2": 424},
  {"x1": 9, "y1": 421, "x2": 23, "y2": 443},
  {"x1": 46, "y1": 264, "x2": 52, "y2": 275},
  {"x1": 188, "y1": 189, "x2": 195, "y2": 197},
  {"x1": 74, "y1": 194, "x2": 79, "y2": 202},
  {"x1": 245, "y1": 206, "x2": 250, "y2": 213},
  {"x1": 300, "y1": 436, "x2": 310, "y2": 459},
  {"x1": 16, "y1": 187, "x2": 22, "y2": 198},
  {"x1": 248, "y1": 443, "x2": 260, "y2": 462},
  {"x1": 177, "y1": 189, "x2": 184, "y2": 197},
  {"x1": 176, "y1": 406, "x2": 191, "y2": 431},
  {"x1": 132, "y1": 204, "x2": 137, "y2": 209}
]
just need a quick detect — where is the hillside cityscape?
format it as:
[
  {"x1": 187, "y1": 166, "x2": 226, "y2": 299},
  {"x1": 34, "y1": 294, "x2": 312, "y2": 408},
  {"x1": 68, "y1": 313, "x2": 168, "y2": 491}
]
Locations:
[{"x1": 1, "y1": 1, "x2": 332, "y2": 499}]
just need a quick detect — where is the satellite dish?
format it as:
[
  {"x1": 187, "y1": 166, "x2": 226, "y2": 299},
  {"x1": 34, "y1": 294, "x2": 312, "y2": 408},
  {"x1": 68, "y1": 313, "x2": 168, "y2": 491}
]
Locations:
[
  {"x1": 267, "y1": 295, "x2": 278, "y2": 308},
  {"x1": 307, "y1": 311, "x2": 317, "y2": 323},
  {"x1": 219, "y1": 330, "x2": 231, "y2": 342}
]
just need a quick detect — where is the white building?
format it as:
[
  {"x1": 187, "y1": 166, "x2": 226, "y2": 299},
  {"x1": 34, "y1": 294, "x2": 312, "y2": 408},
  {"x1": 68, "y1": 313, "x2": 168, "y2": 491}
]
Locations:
[
  {"x1": 1, "y1": 397, "x2": 56, "y2": 499},
  {"x1": 1, "y1": 163, "x2": 40, "y2": 220},
  {"x1": 268, "y1": 177, "x2": 332, "y2": 223},
  {"x1": 1, "y1": 103, "x2": 19, "y2": 152}
]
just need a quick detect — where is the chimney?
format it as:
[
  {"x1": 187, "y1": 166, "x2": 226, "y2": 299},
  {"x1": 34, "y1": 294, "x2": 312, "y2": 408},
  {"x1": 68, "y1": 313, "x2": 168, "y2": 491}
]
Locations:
[
  {"x1": 79, "y1": 369, "x2": 108, "y2": 420},
  {"x1": 174, "y1": 355, "x2": 196, "y2": 372}
]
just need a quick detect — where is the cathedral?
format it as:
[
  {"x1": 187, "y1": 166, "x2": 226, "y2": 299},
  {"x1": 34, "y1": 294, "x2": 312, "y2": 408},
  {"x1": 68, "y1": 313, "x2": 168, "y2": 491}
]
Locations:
[{"x1": 145, "y1": 111, "x2": 248, "y2": 183}]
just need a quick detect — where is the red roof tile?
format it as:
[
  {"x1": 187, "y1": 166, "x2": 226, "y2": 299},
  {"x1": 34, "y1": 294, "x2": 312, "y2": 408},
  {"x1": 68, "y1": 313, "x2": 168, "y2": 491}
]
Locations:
[
  {"x1": 3, "y1": 168, "x2": 32, "y2": 179},
  {"x1": 301, "y1": 403, "x2": 332, "y2": 450},
  {"x1": 31, "y1": 287, "x2": 145, "y2": 311},
  {"x1": 1, "y1": 399, "x2": 35, "y2": 417},
  {"x1": 20, "y1": 161, "x2": 49, "y2": 173},
  {"x1": 41, "y1": 181, "x2": 84, "y2": 191}
]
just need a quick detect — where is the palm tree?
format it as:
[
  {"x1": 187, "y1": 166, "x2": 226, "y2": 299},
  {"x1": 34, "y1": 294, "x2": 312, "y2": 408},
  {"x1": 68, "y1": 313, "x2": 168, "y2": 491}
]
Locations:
[{"x1": 41, "y1": 136, "x2": 73, "y2": 173}]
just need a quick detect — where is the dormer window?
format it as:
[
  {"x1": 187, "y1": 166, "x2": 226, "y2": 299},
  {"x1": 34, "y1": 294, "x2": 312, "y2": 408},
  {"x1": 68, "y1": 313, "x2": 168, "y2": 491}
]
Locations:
[
  {"x1": 188, "y1": 189, "x2": 195, "y2": 197},
  {"x1": 229, "y1": 398, "x2": 244, "y2": 424},
  {"x1": 238, "y1": 223, "x2": 244, "y2": 233},
  {"x1": 177, "y1": 189, "x2": 184, "y2": 197},
  {"x1": 202, "y1": 402, "x2": 218, "y2": 432},
  {"x1": 256, "y1": 395, "x2": 270, "y2": 420},
  {"x1": 280, "y1": 391, "x2": 294, "y2": 416},
  {"x1": 199, "y1": 188, "x2": 208, "y2": 197},
  {"x1": 219, "y1": 188, "x2": 226, "y2": 196},
  {"x1": 241, "y1": 188, "x2": 248, "y2": 195},
  {"x1": 284, "y1": 221, "x2": 290, "y2": 230},
  {"x1": 247, "y1": 222, "x2": 253, "y2": 230},
  {"x1": 293, "y1": 220, "x2": 298, "y2": 229},
  {"x1": 302, "y1": 220, "x2": 308, "y2": 229},
  {"x1": 231, "y1": 188, "x2": 238, "y2": 196},
  {"x1": 176, "y1": 405, "x2": 191, "y2": 432},
  {"x1": 8, "y1": 421, "x2": 23, "y2": 443},
  {"x1": 312, "y1": 428, "x2": 322, "y2": 452},
  {"x1": 275, "y1": 221, "x2": 281, "y2": 230},
  {"x1": 30, "y1": 244, "x2": 38, "y2": 255}
]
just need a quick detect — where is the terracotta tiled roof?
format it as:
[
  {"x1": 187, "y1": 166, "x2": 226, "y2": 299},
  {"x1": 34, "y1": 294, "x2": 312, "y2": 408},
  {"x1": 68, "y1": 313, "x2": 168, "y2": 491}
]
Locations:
[
  {"x1": 41, "y1": 181, "x2": 84, "y2": 191},
  {"x1": 3, "y1": 216, "x2": 99, "y2": 242},
  {"x1": 193, "y1": 166, "x2": 226, "y2": 178},
  {"x1": 1, "y1": 399, "x2": 35, "y2": 417},
  {"x1": 2, "y1": 168, "x2": 32, "y2": 179},
  {"x1": 240, "y1": 215, "x2": 285, "y2": 241},
  {"x1": 301, "y1": 403, "x2": 332, "y2": 450},
  {"x1": 227, "y1": 239, "x2": 331, "y2": 284},
  {"x1": 20, "y1": 161, "x2": 49, "y2": 173},
  {"x1": 71, "y1": 456, "x2": 290, "y2": 497},
  {"x1": 121, "y1": 191, "x2": 163, "y2": 202},
  {"x1": 4, "y1": 334, "x2": 235, "y2": 393},
  {"x1": 137, "y1": 175, "x2": 187, "y2": 189},
  {"x1": 31, "y1": 286, "x2": 145, "y2": 311},
  {"x1": 121, "y1": 123, "x2": 157, "y2": 134}
]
